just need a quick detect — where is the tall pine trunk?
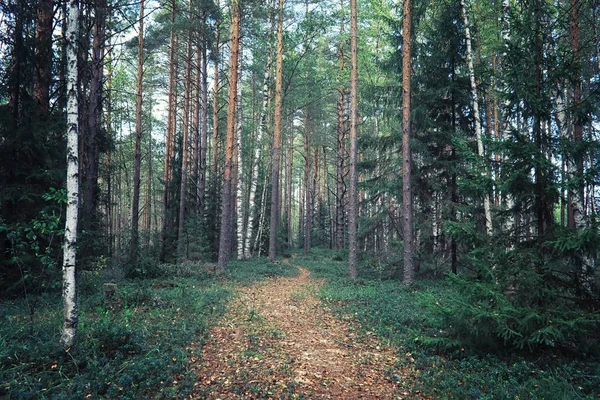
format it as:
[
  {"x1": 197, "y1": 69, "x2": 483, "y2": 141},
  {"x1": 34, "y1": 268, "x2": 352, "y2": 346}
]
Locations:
[
  {"x1": 199, "y1": 16, "x2": 209, "y2": 216},
  {"x1": 131, "y1": 0, "x2": 145, "y2": 260},
  {"x1": 303, "y1": 111, "x2": 311, "y2": 254},
  {"x1": 401, "y1": 0, "x2": 414, "y2": 284},
  {"x1": 160, "y1": 1, "x2": 178, "y2": 262},
  {"x1": 84, "y1": 0, "x2": 106, "y2": 232},
  {"x1": 217, "y1": 0, "x2": 240, "y2": 271},
  {"x1": 348, "y1": 0, "x2": 359, "y2": 279},
  {"x1": 177, "y1": 18, "x2": 193, "y2": 259},
  {"x1": 268, "y1": 0, "x2": 284, "y2": 261},
  {"x1": 33, "y1": 0, "x2": 53, "y2": 115}
]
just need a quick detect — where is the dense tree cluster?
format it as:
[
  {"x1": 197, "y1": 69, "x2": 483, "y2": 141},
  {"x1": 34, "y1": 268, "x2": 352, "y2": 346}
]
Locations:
[{"x1": 0, "y1": 0, "x2": 598, "y2": 348}]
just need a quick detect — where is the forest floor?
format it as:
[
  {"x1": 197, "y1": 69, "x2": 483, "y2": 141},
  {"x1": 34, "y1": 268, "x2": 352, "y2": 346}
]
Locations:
[{"x1": 189, "y1": 257, "x2": 426, "y2": 399}]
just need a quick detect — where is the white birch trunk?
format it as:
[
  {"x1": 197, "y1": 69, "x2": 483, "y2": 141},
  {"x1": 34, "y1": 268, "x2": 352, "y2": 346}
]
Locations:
[
  {"x1": 462, "y1": 0, "x2": 493, "y2": 237},
  {"x1": 61, "y1": 0, "x2": 80, "y2": 349},
  {"x1": 255, "y1": 172, "x2": 269, "y2": 257},
  {"x1": 243, "y1": 46, "x2": 273, "y2": 258},
  {"x1": 236, "y1": 54, "x2": 245, "y2": 260}
]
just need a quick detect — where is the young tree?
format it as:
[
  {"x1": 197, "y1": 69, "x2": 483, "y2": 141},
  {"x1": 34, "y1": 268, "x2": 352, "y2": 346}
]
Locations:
[
  {"x1": 461, "y1": 0, "x2": 492, "y2": 237},
  {"x1": 61, "y1": 0, "x2": 80, "y2": 349}
]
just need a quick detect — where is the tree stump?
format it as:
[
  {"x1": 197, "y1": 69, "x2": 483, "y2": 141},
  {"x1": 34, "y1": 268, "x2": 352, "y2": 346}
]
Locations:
[{"x1": 103, "y1": 283, "x2": 119, "y2": 308}]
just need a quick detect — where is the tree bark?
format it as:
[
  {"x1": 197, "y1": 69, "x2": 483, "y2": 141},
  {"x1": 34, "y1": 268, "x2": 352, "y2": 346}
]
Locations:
[
  {"x1": 211, "y1": 0, "x2": 221, "y2": 187},
  {"x1": 244, "y1": 23, "x2": 274, "y2": 257},
  {"x1": 33, "y1": 0, "x2": 53, "y2": 115},
  {"x1": 217, "y1": 0, "x2": 241, "y2": 271},
  {"x1": 268, "y1": 0, "x2": 284, "y2": 261},
  {"x1": 401, "y1": 0, "x2": 414, "y2": 284},
  {"x1": 160, "y1": 0, "x2": 178, "y2": 262},
  {"x1": 199, "y1": 15, "x2": 209, "y2": 216},
  {"x1": 61, "y1": 0, "x2": 80, "y2": 349},
  {"x1": 348, "y1": 0, "x2": 359, "y2": 279},
  {"x1": 335, "y1": 0, "x2": 346, "y2": 251},
  {"x1": 84, "y1": 0, "x2": 106, "y2": 232},
  {"x1": 178, "y1": 17, "x2": 194, "y2": 259},
  {"x1": 236, "y1": 51, "x2": 245, "y2": 260},
  {"x1": 303, "y1": 111, "x2": 311, "y2": 254},
  {"x1": 131, "y1": 0, "x2": 145, "y2": 260}
]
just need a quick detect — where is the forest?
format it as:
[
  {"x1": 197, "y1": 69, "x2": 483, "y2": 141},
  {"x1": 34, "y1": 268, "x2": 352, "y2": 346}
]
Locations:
[{"x1": 1, "y1": 0, "x2": 599, "y2": 398}]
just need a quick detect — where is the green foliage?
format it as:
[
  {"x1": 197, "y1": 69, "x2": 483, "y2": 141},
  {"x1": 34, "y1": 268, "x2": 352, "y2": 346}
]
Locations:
[
  {"x1": 300, "y1": 250, "x2": 600, "y2": 399},
  {"x1": 0, "y1": 188, "x2": 66, "y2": 297},
  {"x1": 0, "y1": 257, "x2": 295, "y2": 398}
]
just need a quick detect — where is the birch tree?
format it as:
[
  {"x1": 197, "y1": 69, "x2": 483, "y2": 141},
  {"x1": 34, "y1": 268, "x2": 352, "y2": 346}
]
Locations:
[
  {"x1": 461, "y1": 0, "x2": 492, "y2": 237},
  {"x1": 61, "y1": 0, "x2": 80, "y2": 349}
]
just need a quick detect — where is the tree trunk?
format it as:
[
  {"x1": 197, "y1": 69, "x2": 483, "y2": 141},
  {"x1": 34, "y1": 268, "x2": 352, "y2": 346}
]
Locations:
[
  {"x1": 131, "y1": 0, "x2": 145, "y2": 260},
  {"x1": 568, "y1": 0, "x2": 592, "y2": 288},
  {"x1": 192, "y1": 29, "x2": 201, "y2": 212},
  {"x1": 217, "y1": 0, "x2": 240, "y2": 271},
  {"x1": 199, "y1": 16, "x2": 209, "y2": 216},
  {"x1": 160, "y1": 0, "x2": 178, "y2": 262},
  {"x1": 303, "y1": 111, "x2": 311, "y2": 254},
  {"x1": 84, "y1": 0, "x2": 106, "y2": 232},
  {"x1": 335, "y1": 0, "x2": 346, "y2": 251},
  {"x1": 286, "y1": 127, "x2": 294, "y2": 248},
  {"x1": 177, "y1": 18, "x2": 194, "y2": 259},
  {"x1": 244, "y1": 24, "x2": 274, "y2": 258},
  {"x1": 461, "y1": 0, "x2": 492, "y2": 237},
  {"x1": 348, "y1": 0, "x2": 359, "y2": 279},
  {"x1": 268, "y1": 0, "x2": 284, "y2": 261},
  {"x1": 236, "y1": 52, "x2": 245, "y2": 260},
  {"x1": 401, "y1": 0, "x2": 414, "y2": 284},
  {"x1": 61, "y1": 0, "x2": 80, "y2": 349},
  {"x1": 33, "y1": 0, "x2": 53, "y2": 115},
  {"x1": 211, "y1": 0, "x2": 221, "y2": 187}
]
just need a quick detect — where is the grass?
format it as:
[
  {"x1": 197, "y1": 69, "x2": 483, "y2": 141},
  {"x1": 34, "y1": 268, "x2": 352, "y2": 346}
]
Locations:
[
  {"x1": 296, "y1": 248, "x2": 600, "y2": 400},
  {"x1": 0, "y1": 257, "x2": 297, "y2": 399}
]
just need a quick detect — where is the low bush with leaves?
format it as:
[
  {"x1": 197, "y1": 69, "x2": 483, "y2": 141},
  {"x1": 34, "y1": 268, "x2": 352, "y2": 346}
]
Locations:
[{"x1": 298, "y1": 249, "x2": 600, "y2": 399}]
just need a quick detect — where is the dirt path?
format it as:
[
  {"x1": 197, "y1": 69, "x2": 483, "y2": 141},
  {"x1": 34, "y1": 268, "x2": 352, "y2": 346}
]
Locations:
[{"x1": 189, "y1": 260, "x2": 425, "y2": 399}]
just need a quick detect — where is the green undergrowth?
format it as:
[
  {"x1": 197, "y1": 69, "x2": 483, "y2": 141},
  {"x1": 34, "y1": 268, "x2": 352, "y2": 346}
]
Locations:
[
  {"x1": 296, "y1": 249, "x2": 600, "y2": 400},
  {"x1": 0, "y1": 257, "x2": 296, "y2": 399}
]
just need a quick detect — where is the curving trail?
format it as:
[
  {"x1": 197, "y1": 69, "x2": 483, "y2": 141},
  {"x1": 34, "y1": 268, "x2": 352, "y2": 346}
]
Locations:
[{"x1": 189, "y1": 259, "x2": 426, "y2": 399}]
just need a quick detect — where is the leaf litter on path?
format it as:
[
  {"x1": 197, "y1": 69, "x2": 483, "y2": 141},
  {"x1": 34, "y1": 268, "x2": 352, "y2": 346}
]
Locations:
[{"x1": 189, "y1": 260, "x2": 427, "y2": 399}]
